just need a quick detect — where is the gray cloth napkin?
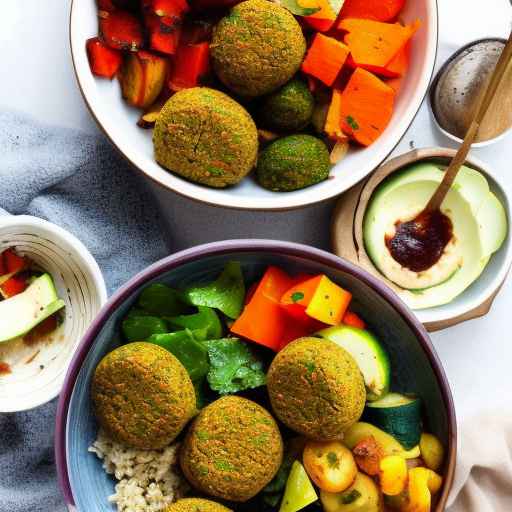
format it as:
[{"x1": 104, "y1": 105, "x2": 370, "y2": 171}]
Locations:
[{"x1": 0, "y1": 111, "x2": 168, "y2": 512}]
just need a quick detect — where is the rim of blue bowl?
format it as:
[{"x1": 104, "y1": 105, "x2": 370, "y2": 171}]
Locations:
[{"x1": 55, "y1": 239, "x2": 457, "y2": 511}]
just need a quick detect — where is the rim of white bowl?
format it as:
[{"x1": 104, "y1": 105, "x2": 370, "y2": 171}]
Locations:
[
  {"x1": 69, "y1": 0, "x2": 439, "y2": 211},
  {"x1": 0, "y1": 215, "x2": 108, "y2": 411}
]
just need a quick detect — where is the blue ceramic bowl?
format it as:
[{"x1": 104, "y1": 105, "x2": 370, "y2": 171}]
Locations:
[{"x1": 55, "y1": 240, "x2": 456, "y2": 511}]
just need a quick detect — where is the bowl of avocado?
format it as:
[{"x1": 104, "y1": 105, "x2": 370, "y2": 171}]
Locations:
[{"x1": 332, "y1": 147, "x2": 511, "y2": 331}]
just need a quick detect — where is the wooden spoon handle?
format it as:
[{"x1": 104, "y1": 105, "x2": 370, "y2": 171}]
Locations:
[{"x1": 425, "y1": 29, "x2": 512, "y2": 213}]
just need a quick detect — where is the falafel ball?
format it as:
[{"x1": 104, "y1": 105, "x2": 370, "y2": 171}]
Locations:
[
  {"x1": 164, "y1": 498, "x2": 232, "y2": 512},
  {"x1": 260, "y1": 79, "x2": 315, "y2": 131},
  {"x1": 256, "y1": 134, "x2": 331, "y2": 191},
  {"x1": 267, "y1": 337, "x2": 366, "y2": 441},
  {"x1": 153, "y1": 87, "x2": 258, "y2": 188},
  {"x1": 180, "y1": 396, "x2": 283, "y2": 502},
  {"x1": 92, "y1": 342, "x2": 196, "y2": 450},
  {"x1": 211, "y1": 0, "x2": 306, "y2": 97}
]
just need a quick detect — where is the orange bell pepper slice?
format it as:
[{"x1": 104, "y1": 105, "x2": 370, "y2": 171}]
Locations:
[{"x1": 231, "y1": 267, "x2": 295, "y2": 351}]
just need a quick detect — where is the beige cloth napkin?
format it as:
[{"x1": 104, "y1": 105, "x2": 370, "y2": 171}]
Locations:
[{"x1": 447, "y1": 413, "x2": 512, "y2": 511}]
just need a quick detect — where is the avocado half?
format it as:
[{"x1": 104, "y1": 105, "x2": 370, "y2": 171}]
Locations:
[{"x1": 363, "y1": 162, "x2": 507, "y2": 309}]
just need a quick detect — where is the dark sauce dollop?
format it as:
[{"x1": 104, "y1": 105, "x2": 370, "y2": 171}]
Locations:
[{"x1": 385, "y1": 210, "x2": 453, "y2": 272}]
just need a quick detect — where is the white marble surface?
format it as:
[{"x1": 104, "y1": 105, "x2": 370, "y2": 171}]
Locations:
[{"x1": 2, "y1": 0, "x2": 512, "y2": 429}]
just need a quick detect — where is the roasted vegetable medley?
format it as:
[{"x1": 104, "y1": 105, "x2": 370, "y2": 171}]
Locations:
[
  {"x1": 86, "y1": 0, "x2": 419, "y2": 191},
  {"x1": 91, "y1": 261, "x2": 445, "y2": 512}
]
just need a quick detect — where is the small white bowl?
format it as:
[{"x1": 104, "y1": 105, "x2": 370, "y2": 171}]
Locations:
[
  {"x1": 0, "y1": 215, "x2": 107, "y2": 412},
  {"x1": 331, "y1": 148, "x2": 512, "y2": 331},
  {"x1": 69, "y1": 0, "x2": 438, "y2": 210}
]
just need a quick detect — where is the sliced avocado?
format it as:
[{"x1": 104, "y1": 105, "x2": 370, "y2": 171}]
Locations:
[
  {"x1": 364, "y1": 393, "x2": 422, "y2": 449},
  {"x1": 363, "y1": 162, "x2": 507, "y2": 309},
  {"x1": 317, "y1": 325, "x2": 390, "y2": 401},
  {"x1": 0, "y1": 273, "x2": 65, "y2": 343}
]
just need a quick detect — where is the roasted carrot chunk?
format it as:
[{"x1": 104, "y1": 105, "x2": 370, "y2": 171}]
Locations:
[
  {"x1": 301, "y1": 0, "x2": 341, "y2": 32},
  {"x1": 99, "y1": 10, "x2": 143, "y2": 51},
  {"x1": 339, "y1": 18, "x2": 420, "y2": 69},
  {"x1": 349, "y1": 40, "x2": 410, "y2": 78},
  {"x1": 168, "y1": 42, "x2": 210, "y2": 91},
  {"x1": 301, "y1": 33, "x2": 350, "y2": 87},
  {"x1": 86, "y1": 37, "x2": 123, "y2": 78},
  {"x1": 338, "y1": 68, "x2": 395, "y2": 146},
  {"x1": 340, "y1": 0, "x2": 406, "y2": 22},
  {"x1": 325, "y1": 88, "x2": 345, "y2": 141}
]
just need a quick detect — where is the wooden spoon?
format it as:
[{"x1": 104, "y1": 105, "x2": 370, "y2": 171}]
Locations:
[{"x1": 386, "y1": 29, "x2": 512, "y2": 272}]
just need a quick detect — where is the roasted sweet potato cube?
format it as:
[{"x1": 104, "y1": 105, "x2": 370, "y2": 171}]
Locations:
[
  {"x1": 353, "y1": 435, "x2": 385, "y2": 476},
  {"x1": 120, "y1": 50, "x2": 169, "y2": 109},
  {"x1": 86, "y1": 37, "x2": 123, "y2": 78},
  {"x1": 99, "y1": 10, "x2": 143, "y2": 51}
]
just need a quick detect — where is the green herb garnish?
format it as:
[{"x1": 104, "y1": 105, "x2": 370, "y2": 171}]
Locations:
[
  {"x1": 340, "y1": 489, "x2": 361, "y2": 505},
  {"x1": 346, "y1": 115, "x2": 359, "y2": 130},
  {"x1": 291, "y1": 291, "x2": 304, "y2": 302},
  {"x1": 327, "y1": 451, "x2": 340, "y2": 469}
]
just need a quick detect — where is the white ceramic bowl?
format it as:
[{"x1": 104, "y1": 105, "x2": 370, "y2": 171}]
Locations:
[
  {"x1": 70, "y1": 0, "x2": 438, "y2": 210},
  {"x1": 0, "y1": 215, "x2": 107, "y2": 412}
]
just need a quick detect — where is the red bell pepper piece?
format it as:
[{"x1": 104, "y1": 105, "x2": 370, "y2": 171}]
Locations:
[
  {"x1": 280, "y1": 275, "x2": 322, "y2": 323},
  {"x1": 99, "y1": 10, "x2": 143, "y2": 51},
  {"x1": 0, "y1": 254, "x2": 5, "y2": 276},
  {"x1": 1, "y1": 276, "x2": 27, "y2": 298},
  {"x1": 342, "y1": 311, "x2": 366, "y2": 329},
  {"x1": 86, "y1": 37, "x2": 123, "y2": 79},
  {"x1": 97, "y1": 0, "x2": 116, "y2": 11},
  {"x1": 3, "y1": 249, "x2": 27, "y2": 274},
  {"x1": 168, "y1": 41, "x2": 209, "y2": 91},
  {"x1": 145, "y1": 12, "x2": 182, "y2": 55},
  {"x1": 231, "y1": 267, "x2": 311, "y2": 351},
  {"x1": 151, "y1": 0, "x2": 189, "y2": 18}
]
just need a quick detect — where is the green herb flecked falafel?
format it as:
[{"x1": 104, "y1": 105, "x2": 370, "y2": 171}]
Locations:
[
  {"x1": 180, "y1": 396, "x2": 283, "y2": 502},
  {"x1": 164, "y1": 498, "x2": 232, "y2": 512},
  {"x1": 91, "y1": 342, "x2": 196, "y2": 450},
  {"x1": 267, "y1": 337, "x2": 366, "y2": 441},
  {"x1": 153, "y1": 87, "x2": 258, "y2": 188},
  {"x1": 257, "y1": 134, "x2": 331, "y2": 191},
  {"x1": 211, "y1": 0, "x2": 306, "y2": 97},
  {"x1": 260, "y1": 79, "x2": 315, "y2": 131}
]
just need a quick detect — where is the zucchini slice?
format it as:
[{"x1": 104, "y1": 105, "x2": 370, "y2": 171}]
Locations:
[
  {"x1": 363, "y1": 393, "x2": 422, "y2": 449},
  {"x1": 317, "y1": 325, "x2": 390, "y2": 400}
]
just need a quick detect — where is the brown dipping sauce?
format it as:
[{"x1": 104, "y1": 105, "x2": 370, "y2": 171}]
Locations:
[{"x1": 385, "y1": 210, "x2": 454, "y2": 272}]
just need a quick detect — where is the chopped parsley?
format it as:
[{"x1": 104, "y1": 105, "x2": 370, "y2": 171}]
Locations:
[
  {"x1": 327, "y1": 451, "x2": 340, "y2": 469},
  {"x1": 291, "y1": 291, "x2": 304, "y2": 303},
  {"x1": 346, "y1": 115, "x2": 359, "y2": 130}
]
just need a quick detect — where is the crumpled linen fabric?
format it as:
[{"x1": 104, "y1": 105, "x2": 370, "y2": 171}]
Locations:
[{"x1": 0, "y1": 111, "x2": 168, "y2": 512}]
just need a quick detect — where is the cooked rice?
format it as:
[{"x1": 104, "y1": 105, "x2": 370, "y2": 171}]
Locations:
[{"x1": 89, "y1": 429, "x2": 189, "y2": 512}]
